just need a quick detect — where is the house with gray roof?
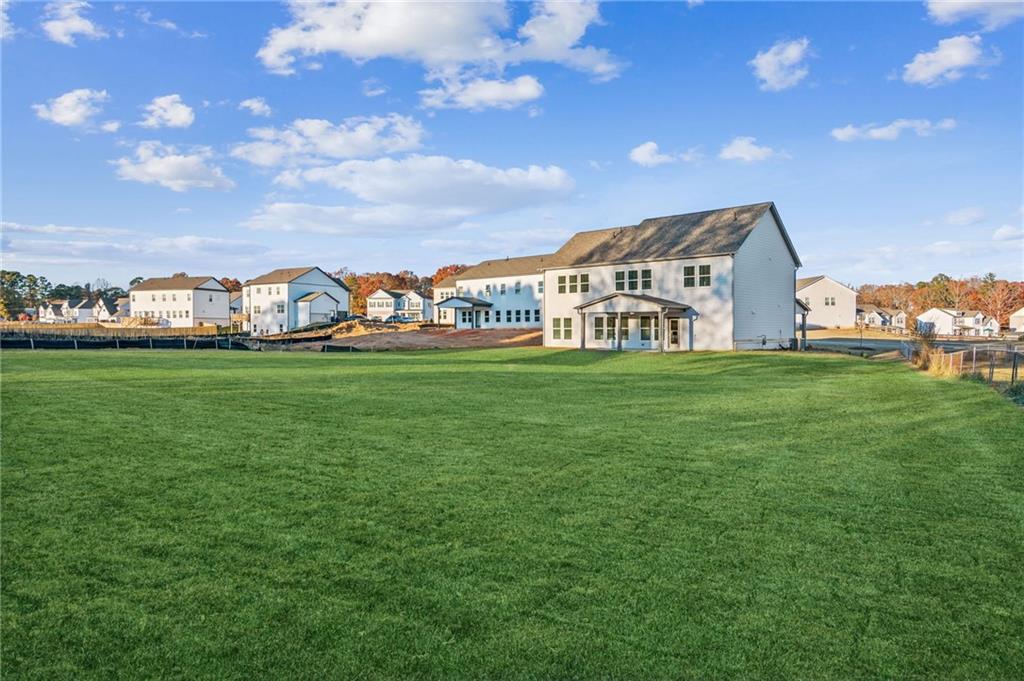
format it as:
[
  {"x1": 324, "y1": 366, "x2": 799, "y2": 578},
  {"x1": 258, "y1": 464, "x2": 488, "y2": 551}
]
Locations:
[
  {"x1": 542, "y1": 202, "x2": 802, "y2": 350},
  {"x1": 434, "y1": 254, "x2": 552, "y2": 330},
  {"x1": 796, "y1": 274, "x2": 857, "y2": 329},
  {"x1": 241, "y1": 267, "x2": 349, "y2": 335},
  {"x1": 129, "y1": 276, "x2": 230, "y2": 328}
]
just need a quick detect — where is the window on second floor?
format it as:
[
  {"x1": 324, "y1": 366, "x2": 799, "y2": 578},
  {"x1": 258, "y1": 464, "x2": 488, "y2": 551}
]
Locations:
[
  {"x1": 276, "y1": 304, "x2": 285, "y2": 314},
  {"x1": 485, "y1": 284, "x2": 492, "y2": 296},
  {"x1": 514, "y1": 281, "x2": 522, "y2": 294},
  {"x1": 500, "y1": 283, "x2": 507, "y2": 295},
  {"x1": 538, "y1": 279, "x2": 544, "y2": 293}
]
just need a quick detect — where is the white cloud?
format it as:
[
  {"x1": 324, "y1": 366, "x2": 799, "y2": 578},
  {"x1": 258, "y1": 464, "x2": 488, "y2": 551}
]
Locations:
[
  {"x1": 992, "y1": 224, "x2": 1023, "y2": 240},
  {"x1": 831, "y1": 117, "x2": 956, "y2": 141},
  {"x1": 362, "y1": 78, "x2": 388, "y2": 97},
  {"x1": 244, "y1": 154, "x2": 574, "y2": 235},
  {"x1": 238, "y1": 97, "x2": 272, "y2": 117},
  {"x1": 100, "y1": 120, "x2": 121, "y2": 133},
  {"x1": 32, "y1": 88, "x2": 108, "y2": 127},
  {"x1": 420, "y1": 75, "x2": 543, "y2": 110},
  {"x1": 749, "y1": 37, "x2": 811, "y2": 91},
  {"x1": 925, "y1": 1, "x2": 1024, "y2": 31},
  {"x1": 629, "y1": 141, "x2": 675, "y2": 167},
  {"x1": 113, "y1": 141, "x2": 235, "y2": 192},
  {"x1": 687, "y1": 0, "x2": 705, "y2": 7},
  {"x1": 231, "y1": 114, "x2": 424, "y2": 167},
  {"x1": 4, "y1": 232, "x2": 267, "y2": 268},
  {"x1": 41, "y1": 1, "x2": 107, "y2": 46},
  {"x1": 902, "y1": 34, "x2": 998, "y2": 86},
  {"x1": 945, "y1": 206, "x2": 986, "y2": 225},
  {"x1": 256, "y1": 0, "x2": 621, "y2": 109},
  {"x1": 628, "y1": 141, "x2": 704, "y2": 167},
  {"x1": 136, "y1": 8, "x2": 206, "y2": 38},
  {"x1": 1, "y1": 220, "x2": 132, "y2": 237},
  {"x1": 139, "y1": 94, "x2": 195, "y2": 128},
  {"x1": 719, "y1": 136, "x2": 777, "y2": 163},
  {"x1": 2, "y1": 0, "x2": 16, "y2": 40}
]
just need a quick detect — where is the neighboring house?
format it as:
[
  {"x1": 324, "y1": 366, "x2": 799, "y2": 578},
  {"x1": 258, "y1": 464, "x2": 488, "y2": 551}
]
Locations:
[
  {"x1": 37, "y1": 300, "x2": 66, "y2": 322},
  {"x1": 112, "y1": 296, "x2": 131, "y2": 322},
  {"x1": 542, "y1": 202, "x2": 801, "y2": 351},
  {"x1": 856, "y1": 303, "x2": 906, "y2": 329},
  {"x1": 93, "y1": 297, "x2": 119, "y2": 322},
  {"x1": 435, "y1": 255, "x2": 551, "y2": 330},
  {"x1": 366, "y1": 289, "x2": 405, "y2": 320},
  {"x1": 241, "y1": 267, "x2": 349, "y2": 336},
  {"x1": 402, "y1": 290, "x2": 433, "y2": 321},
  {"x1": 129, "y1": 276, "x2": 231, "y2": 328},
  {"x1": 796, "y1": 275, "x2": 857, "y2": 329},
  {"x1": 228, "y1": 291, "x2": 243, "y2": 314},
  {"x1": 433, "y1": 276, "x2": 458, "y2": 325},
  {"x1": 57, "y1": 299, "x2": 94, "y2": 323},
  {"x1": 1009, "y1": 306, "x2": 1024, "y2": 332},
  {"x1": 916, "y1": 308, "x2": 1001, "y2": 336}
]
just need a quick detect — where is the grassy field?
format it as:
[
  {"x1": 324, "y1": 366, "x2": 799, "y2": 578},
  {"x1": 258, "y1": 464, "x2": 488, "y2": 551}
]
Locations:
[{"x1": 2, "y1": 348, "x2": 1022, "y2": 680}]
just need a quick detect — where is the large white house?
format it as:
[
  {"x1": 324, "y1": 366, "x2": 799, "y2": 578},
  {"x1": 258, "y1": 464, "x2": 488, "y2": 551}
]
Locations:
[
  {"x1": 242, "y1": 267, "x2": 349, "y2": 336},
  {"x1": 435, "y1": 254, "x2": 551, "y2": 330},
  {"x1": 129, "y1": 276, "x2": 231, "y2": 327},
  {"x1": 796, "y1": 275, "x2": 857, "y2": 329},
  {"x1": 916, "y1": 308, "x2": 1001, "y2": 336},
  {"x1": 541, "y1": 202, "x2": 801, "y2": 351},
  {"x1": 1009, "y1": 306, "x2": 1024, "y2": 332},
  {"x1": 433, "y1": 275, "x2": 459, "y2": 325}
]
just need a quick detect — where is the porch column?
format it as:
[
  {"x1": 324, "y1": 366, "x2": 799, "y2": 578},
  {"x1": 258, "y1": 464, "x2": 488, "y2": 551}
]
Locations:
[
  {"x1": 658, "y1": 309, "x2": 666, "y2": 352},
  {"x1": 579, "y1": 310, "x2": 586, "y2": 350},
  {"x1": 800, "y1": 312, "x2": 807, "y2": 350},
  {"x1": 688, "y1": 314, "x2": 695, "y2": 351},
  {"x1": 617, "y1": 312, "x2": 623, "y2": 351}
]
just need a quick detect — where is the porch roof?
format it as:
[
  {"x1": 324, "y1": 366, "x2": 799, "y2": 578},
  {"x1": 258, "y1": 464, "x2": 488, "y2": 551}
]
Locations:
[
  {"x1": 436, "y1": 296, "x2": 493, "y2": 309},
  {"x1": 574, "y1": 292, "x2": 693, "y2": 313}
]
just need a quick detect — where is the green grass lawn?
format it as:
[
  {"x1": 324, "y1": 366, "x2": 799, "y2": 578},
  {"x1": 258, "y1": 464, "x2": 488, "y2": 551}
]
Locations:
[{"x1": 2, "y1": 348, "x2": 1022, "y2": 680}]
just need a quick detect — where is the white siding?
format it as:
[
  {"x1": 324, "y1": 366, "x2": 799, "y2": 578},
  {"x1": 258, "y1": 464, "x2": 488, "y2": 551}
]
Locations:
[
  {"x1": 433, "y1": 287, "x2": 457, "y2": 324},
  {"x1": 130, "y1": 279, "x2": 229, "y2": 327},
  {"x1": 453, "y1": 273, "x2": 544, "y2": 329},
  {"x1": 543, "y1": 255, "x2": 734, "y2": 350},
  {"x1": 797, "y1": 277, "x2": 857, "y2": 329},
  {"x1": 733, "y1": 212, "x2": 798, "y2": 349},
  {"x1": 243, "y1": 269, "x2": 348, "y2": 335}
]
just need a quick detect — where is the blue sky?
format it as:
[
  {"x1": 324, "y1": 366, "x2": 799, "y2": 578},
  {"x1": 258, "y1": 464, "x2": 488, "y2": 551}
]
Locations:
[{"x1": 2, "y1": 0, "x2": 1022, "y2": 288}]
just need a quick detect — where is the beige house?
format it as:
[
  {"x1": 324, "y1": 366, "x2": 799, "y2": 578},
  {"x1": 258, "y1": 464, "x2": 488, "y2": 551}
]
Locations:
[{"x1": 796, "y1": 275, "x2": 857, "y2": 329}]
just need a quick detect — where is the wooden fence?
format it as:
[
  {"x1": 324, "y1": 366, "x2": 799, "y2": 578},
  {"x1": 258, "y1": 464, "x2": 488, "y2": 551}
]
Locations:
[{"x1": 0, "y1": 322, "x2": 220, "y2": 338}]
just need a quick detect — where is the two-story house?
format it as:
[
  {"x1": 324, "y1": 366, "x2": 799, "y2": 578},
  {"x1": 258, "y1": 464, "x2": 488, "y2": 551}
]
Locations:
[
  {"x1": 401, "y1": 291, "x2": 433, "y2": 321},
  {"x1": 542, "y1": 202, "x2": 801, "y2": 351},
  {"x1": 242, "y1": 267, "x2": 349, "y2": 336},
  {"x1": 366, "y1": 289, "x2": 406, "y2": 320},
  {"x1": 432, "y1": 276, "x2": 458, "y2": 325},
  {"x1": 796, "y1": 275, "x2": 857, "y2": 329},
  {"x1": 434, "y1": 255, "x2": 551, "y2": 329},
  {"x1": 916, "y1": 308, "x2": 1000, "y2": 336},
  {"x1": 129, "y1": 276, "x2": 231, "y2": 327},
  {"x1": 857, "y1": 303, "x2": 906, "y2": 329}
]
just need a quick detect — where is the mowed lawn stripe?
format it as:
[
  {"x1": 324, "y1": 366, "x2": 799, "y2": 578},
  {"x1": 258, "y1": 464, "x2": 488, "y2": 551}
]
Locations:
[{"x1": 2, "y1": 349, "x2": 1022, "y2": 680}]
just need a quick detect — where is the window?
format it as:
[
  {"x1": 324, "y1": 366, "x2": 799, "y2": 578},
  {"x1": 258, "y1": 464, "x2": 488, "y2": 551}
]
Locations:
[
  {"x1": 641, "y1": 269, "x2": 652, "y2": 290},
  {"x1": 131, "y1": 294, "x2": 136, "y2": 302},
  {"x1": 506, "y1": 310, "x2": 512, "y2": 322},
  {"x1": 515, "y1": 309, "x2": 522, "y2": 323},
  {"x1": 594, "y1": 317, "x2": 604, "y2": 340},
  {"x1": 683, "y1": 265, "x2": 696, "y2": 288},
  {"x1": 557, "y1": 275, "x2": 566, "y2": 294},
  {"x1": 276, "y1": 287, "x2": 281, "y2": 295},
  {"x1": 562, "y1": 317, "x2": 572, "y2": 340},
  {"x1": 254, "y1": 305, "x2": 261, "y2": 314},
  {"x1": 607, "y1": 316, "x2": 616, "y2": 340},
  {"x1": 552, "y1": 317, "x2": 562, "y2": 339},
  {"x1": 485, "y1": 284, "x2": 492, "y2": 296},
  {"x1": 640, "y1": 316, "x2": 652, "y2": 341},
  {"x1": 279, "y1": 324, "x2": 284, "y2": 333},
  {"x1": 461, "y1": 310, "x2": 469, "y2": 324},
  {"x1": 151, "y1": 294, "x2": 156, "y2": 302},
  {"x1": 256, "y1": 287, "x2": 261, "y2": 294},
  {"x1": 699, "y1": 264, "x2": 711, "y2": 287},
  {"x1": 580, "y1": 273, "x2": 590, "y2": 293},
  {"x1": 534, "y1": 309, "x2": 541, "y2": 322},
  {"x1": 186, "y1": 293, "x2": 191, "y2": 301},
  {"x1": 457, "y1": 286, "x2": 464, "y2": 296},
  {"x1": 276, "y1": 304, "x2": 285, "y2": 314},
  {"x1": 209, "y1": 294, "x2": 214, "y2": 303},
  {"x1": 628, "y1": 270, "x2": 639, "y2": 291},
  {"x1": 162, "y1": 294, "x2": 167, "y2": 302},
  {"x1": 615, "y1": 271, "x2": 625, "y2": 291},
  {"x1": 515, "y1": 282, "x2": 521, "y2": 294},
  {"x1": 568, "y1": 274, "x2": 578, "y2": 293},
  {"x1": 620, "y1": 318, "x2": 629, "y2": 340},
  {"x1": 538, "y1": 279, "x2": 544, "y2": 293},
  {"x1": 493, "y1": 309, "x2": 500, "y2": 323},
  {"x1": 484, "y1": 310, "x2": 490, "y2": 323},
  {"x1": 172, "y1": 293, "x2": 177, "y2": 302},
  {"x1": 184, "y1": 310, "x2": 189, "y2": 318},
  {"x1": 653, "y1": 319, "x2": 660, "y2": 341},
  {"x1": 500, "y1": 283, "x2": 507, "y2": 295}
]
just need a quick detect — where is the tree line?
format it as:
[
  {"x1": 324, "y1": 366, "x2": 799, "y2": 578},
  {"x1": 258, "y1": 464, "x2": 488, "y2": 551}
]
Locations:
[{"x1": 857, "y1": 273, "x2": 1024, "y2": 327}]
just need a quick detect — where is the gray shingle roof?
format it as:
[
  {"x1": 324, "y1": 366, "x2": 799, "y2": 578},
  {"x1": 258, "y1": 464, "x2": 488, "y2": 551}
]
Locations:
[
  {"x1": 546, "y1": 202, "x2": 799, "y2": 269},
  {"x1": 796, "y1": 275, "x2": 825, "y2": 290},
  {"x1": 456, "y1": 253, "x2": 556, "y2": 280},
  {"x1": 295, "y1": 291, "x2": 338, "y2": 303},
  {"x1": 131, "y1": 276, "x2": 221, "y2": 291}
]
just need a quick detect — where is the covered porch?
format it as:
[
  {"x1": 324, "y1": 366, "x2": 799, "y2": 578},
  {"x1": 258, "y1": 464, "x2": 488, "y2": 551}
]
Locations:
[
  {"x1": 573, "y1": 293, "x2": 698, "y2": 352},
  {"x1": 435, "y1": 296, "x2": 493, "y2": 329},
  {"x1": 795, "y1": 298, "x2": 810, "y2": 350}
]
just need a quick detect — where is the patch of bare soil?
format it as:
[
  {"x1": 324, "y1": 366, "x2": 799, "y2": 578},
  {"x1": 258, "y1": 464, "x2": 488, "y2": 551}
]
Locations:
[{"x1": 324, "y1": 326, "x2": 542, "y2": 351}]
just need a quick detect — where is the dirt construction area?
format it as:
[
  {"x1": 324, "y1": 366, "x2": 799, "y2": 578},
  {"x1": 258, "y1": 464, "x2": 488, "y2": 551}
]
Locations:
[{"x1": 264, "y1": 320, "x2": 542, "y2": 351}]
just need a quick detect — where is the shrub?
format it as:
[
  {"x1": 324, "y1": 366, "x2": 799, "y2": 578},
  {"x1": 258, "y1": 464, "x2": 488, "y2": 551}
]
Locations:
[{"x1": 1004, "y1": 382, "x2": 1024, "y2": 406}]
